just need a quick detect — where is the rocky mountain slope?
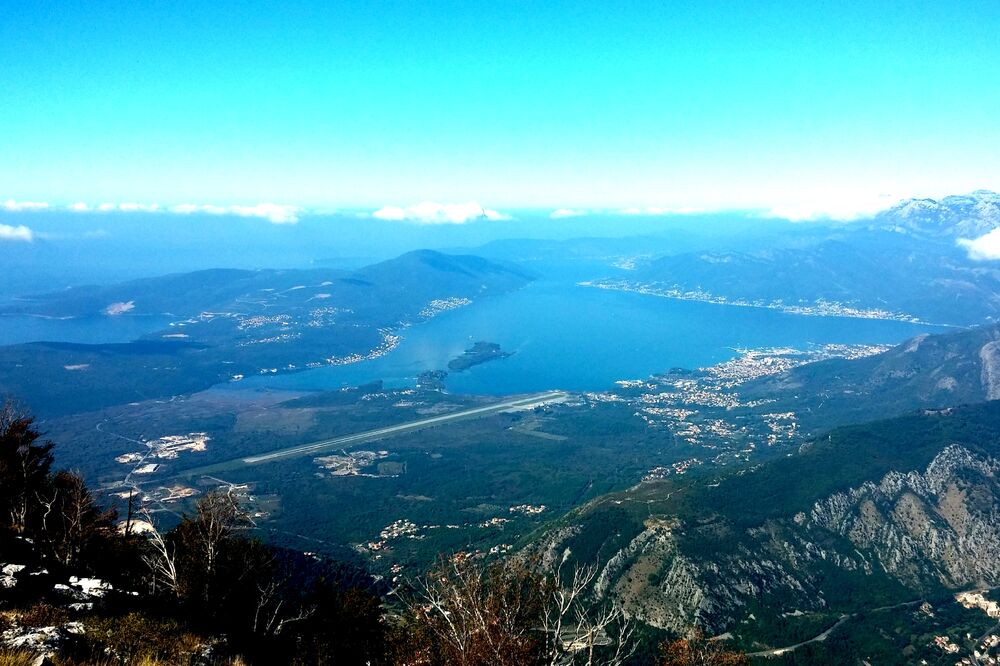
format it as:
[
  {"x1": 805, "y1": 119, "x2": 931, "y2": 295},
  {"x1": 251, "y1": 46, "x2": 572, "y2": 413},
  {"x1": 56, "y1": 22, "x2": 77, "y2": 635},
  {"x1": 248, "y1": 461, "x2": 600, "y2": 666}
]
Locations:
[
  {"x1": 528, "y1": 402, "x2": 1000, "y2": 640},
  {"x1": 741, "y1": 322, "x2": 1000, "y2": 432}
]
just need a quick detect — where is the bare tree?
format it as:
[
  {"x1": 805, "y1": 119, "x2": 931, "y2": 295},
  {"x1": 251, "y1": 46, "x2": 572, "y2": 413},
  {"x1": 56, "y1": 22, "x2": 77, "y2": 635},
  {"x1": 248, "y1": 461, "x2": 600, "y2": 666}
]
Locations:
[
  {"x1": 137, "y1": 489, "x2": 247, "y2": 600},
  {"x1": 44, "y1": 470, "x2": 115, "y2": 567},
  {"x1": 14, "y1": 463, "x2": 114, "y2": 568},
  {"x1": 163, "y1": 487, "x2": 254, "y2": 605},
  {"x1": 36, "y1": 484, "x2": 59, "y2": 541},
  {"x1": 402, "y1": 553, "x2": 636, "y2": 666},
  {"x1": 404, "y1": 555, "x2": 545, "y2": 666},
  {"x1": 0, "y1": 399, "x2": 53, "y2": 534},
  {"x1": 251, "y1": 568, "x2": 316, "y2": 637},
  {"x1": 193, "y1": 489, "x2": 244, "y2": 588},
  {"x1": 138, "y1": 503, "x2": 180, "y2": 597},
  {"x1": 541, "y1": 554, "x2": 636, "y2": 666}
]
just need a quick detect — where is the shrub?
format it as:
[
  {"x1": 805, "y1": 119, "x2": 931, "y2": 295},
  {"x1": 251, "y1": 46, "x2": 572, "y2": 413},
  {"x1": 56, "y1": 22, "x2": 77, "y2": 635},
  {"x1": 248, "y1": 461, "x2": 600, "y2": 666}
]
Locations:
[
  {"x1": 81, "y1": 613, "x2": 202, "y2": 665},
  {"x1": 19, "y1": 601, "x2": 69, "y2": 628},
  {"x1": 0, "y1": 651, "x2": 37, "y2": 666}
]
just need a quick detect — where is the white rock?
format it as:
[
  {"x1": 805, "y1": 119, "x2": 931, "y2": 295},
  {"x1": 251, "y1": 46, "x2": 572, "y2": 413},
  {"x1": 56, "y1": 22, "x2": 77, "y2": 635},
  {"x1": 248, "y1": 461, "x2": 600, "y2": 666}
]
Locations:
[{"x1": 68, "y1": 575, "x2": 112, "y2": 598}]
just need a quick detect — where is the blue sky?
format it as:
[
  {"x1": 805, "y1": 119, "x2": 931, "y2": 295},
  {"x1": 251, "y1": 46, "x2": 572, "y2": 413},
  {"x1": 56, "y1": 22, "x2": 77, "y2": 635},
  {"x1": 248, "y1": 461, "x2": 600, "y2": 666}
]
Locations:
[{"x1": 2, "y1": 0, "x2": 999, "y2": 217}]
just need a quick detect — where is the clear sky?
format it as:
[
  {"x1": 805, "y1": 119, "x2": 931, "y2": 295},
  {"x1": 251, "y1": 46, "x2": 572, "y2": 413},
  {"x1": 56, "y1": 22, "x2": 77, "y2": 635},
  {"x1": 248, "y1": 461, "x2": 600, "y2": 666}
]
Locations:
[{"x1": 2, "y1": 0, "x2": 999, "y2": 217}]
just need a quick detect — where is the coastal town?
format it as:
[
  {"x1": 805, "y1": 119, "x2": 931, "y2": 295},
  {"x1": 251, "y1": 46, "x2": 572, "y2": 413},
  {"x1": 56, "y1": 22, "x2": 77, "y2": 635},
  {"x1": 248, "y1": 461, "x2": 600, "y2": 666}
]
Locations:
[
  {"x1": 580, "y1": 278, "x2": 928, "y2": 323},
  {"x1": 419, "y1": 296, "x2": 472, "y2": 318},
  {"x1": 587, "y1": 344, "x2": 891, "y2": 478}
]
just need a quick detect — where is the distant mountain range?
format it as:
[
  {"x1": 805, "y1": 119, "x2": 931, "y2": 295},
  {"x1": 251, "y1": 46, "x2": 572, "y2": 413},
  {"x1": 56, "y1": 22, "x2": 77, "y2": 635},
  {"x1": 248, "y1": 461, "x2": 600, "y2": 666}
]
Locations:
[
  {"x1": 0, "y1": 250, "x2": 532, "y2": 417},
  {"x1": 3, "y1": 249, "x2": 531, "y2": 320},
  {"x1": 596, "y1": 191, "x2": 1000, "y2": 326},
  {"x1": 875, "y1": 189, "x2": 1000, "y2": 239},
  {"x1": 5, "y1": 194, "x2": 1000, "y2": 662}
]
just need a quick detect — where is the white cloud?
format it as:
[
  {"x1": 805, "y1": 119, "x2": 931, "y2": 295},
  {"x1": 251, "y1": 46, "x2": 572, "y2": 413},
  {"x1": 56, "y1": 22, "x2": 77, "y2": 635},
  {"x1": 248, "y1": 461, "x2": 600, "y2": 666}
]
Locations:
[
  {"x1": 550, "y1": 208, "x2": 589, "y2": 219},
  {"x1": 170, "y1": 204, "x2": 224, "y2": 215},
  {"x1": 371, "y1": 201, "x2": 511, "y2": 224},
  {"x1": 118, "y1": 202, "x2": 161, "y2": 212},
  {"x1": 169, "y1": 202, "x2": 300, "y2": 224},
  {"x1": 959, "y1": 229, "x2": 1000, "y2": 261},
  {"x1": 760, "y1": 193, "x2": 900, "y2": 222},
  {"x1": 3, "y1": 199, "x2": 48, "y2": 212},
  {"x1": 617, "y1": 206, "x2": 704, "y2": 216},
  {"x1": 64, "y1": 201, "x2": 300, "y2": 224},
  {"x1": 0, "y1": 223, "x2": 33, "y2": 242},
  {"x1": 94, "y1": 202, "x2": 162, "y2": 213},
  {"x1": 762, "y1": 204, "x2": 867, "y2": 221},
  {"x1": 34, "y1": 228, "x2": 109, "y2": 241},
  {"x1": 228, "y1": 203, "x2": 300, "y2": 224}
]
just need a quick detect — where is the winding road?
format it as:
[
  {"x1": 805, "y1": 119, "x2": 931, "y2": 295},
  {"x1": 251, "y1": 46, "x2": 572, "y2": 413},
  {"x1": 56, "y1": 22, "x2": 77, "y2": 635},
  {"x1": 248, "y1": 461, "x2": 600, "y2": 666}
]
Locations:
[{"x1": 748, "y1": 600, "x2": 924, "y2": 659}]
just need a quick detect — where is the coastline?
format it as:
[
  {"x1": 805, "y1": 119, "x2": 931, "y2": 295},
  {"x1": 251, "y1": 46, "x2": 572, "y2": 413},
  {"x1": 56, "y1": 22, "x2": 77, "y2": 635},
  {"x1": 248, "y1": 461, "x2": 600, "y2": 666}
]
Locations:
[{"x1": 578, "y1": 279, "x2": 957, "y2": 328}]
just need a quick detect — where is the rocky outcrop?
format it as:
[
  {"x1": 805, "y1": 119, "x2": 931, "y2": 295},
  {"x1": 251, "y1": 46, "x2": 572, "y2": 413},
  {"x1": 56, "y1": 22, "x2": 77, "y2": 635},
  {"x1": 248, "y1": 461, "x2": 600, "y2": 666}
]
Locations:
[
  {"x1": 980, "y1": 341, "x2": 1000, "y2": 400},
  {"x1": 542, "y1": 445, "x2": 1000, "y2": 635},
  {"x1": 807, "y1": 444, "x2": 1000, "y2": 589},
  {"x1": 2, "y1": 623, "x2": 84, "y2": 663}
]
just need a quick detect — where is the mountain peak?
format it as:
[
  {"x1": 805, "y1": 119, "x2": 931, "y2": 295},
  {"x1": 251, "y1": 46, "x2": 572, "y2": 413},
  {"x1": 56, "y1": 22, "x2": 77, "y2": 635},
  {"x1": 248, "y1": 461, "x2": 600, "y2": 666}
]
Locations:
[{"x1": 877, "y1": 190, "x2": 1000, "y2": 238}]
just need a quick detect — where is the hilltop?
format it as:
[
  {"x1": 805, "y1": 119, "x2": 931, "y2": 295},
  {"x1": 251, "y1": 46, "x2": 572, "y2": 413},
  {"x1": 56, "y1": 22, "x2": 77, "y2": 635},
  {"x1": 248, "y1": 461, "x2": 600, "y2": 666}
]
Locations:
[
  {"x1": 740, "y1": 322, "x2": 1000, "y2": 432},
  {"x1": 0, "y1": 250, "x2": 532, "y2": 417}
]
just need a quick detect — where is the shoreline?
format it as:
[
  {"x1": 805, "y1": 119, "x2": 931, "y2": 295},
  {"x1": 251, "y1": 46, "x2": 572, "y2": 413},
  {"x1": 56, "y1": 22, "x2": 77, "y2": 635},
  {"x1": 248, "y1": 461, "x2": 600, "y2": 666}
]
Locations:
[{"x1": 578, "y1": 280, "x2": 958, "y2": 328}]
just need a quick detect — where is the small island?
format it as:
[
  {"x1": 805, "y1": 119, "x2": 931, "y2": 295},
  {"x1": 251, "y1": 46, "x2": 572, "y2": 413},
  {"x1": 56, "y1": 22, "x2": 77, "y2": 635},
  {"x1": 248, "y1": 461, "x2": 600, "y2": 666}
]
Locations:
[
  {"x1": 416, "y1": 370, "x2": 448, "y2": 390},
  {"x1": 447, "y1": 341, "x2": 512, "y2": 372}
]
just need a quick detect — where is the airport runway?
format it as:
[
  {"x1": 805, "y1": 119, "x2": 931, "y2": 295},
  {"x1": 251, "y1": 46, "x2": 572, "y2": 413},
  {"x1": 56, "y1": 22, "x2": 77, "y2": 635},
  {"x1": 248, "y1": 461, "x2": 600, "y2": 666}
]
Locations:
[{"x1": 172, "y1": 390, "x2": 567, "y2": 477}]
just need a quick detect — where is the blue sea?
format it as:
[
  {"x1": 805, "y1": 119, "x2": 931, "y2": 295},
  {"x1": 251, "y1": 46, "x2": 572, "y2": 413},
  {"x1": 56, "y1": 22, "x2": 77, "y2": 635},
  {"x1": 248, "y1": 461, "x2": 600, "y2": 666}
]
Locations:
[
  {"x1": 0, "y1": 269, "x2": 948, "y2": 395},
  {"x1": 0, "y1": 313, "x2": 174, "y2": 346},
  {"x1": 229, "y1": 276, "x2": 946, "y2": 395}
]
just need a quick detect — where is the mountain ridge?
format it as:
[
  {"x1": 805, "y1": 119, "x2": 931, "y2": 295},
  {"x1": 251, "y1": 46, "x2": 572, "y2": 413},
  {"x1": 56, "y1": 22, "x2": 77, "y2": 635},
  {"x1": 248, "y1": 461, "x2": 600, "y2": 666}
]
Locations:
[{"x1": 0, "y1": 250, "x2": 533, "y2": 417}]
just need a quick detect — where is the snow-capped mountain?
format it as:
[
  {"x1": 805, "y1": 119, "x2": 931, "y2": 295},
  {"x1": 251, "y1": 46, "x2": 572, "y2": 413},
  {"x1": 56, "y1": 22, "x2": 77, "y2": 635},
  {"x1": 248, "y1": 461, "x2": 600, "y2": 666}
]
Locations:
[{"x1": 876, "y1": 189, "x2": 1000, "y2": 238}]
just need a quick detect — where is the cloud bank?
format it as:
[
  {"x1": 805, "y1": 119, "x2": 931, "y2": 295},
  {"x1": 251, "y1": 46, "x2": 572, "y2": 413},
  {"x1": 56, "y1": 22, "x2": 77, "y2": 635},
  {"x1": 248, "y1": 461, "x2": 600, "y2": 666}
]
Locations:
[
  {"x1": 618, "y1": 206, "x2": 705, "y2": 216},
  {"x1": 0, "y1": 224, "x2": 33, "y2": 242},
  {"x1": 959, "y1": 229, "x2": 1000, "y2": 261},
  {"x1": 549, "y1": 208, "x2": 589, "y2": 219},
  {"x1": 5, "y1": 200, "x2": 303, "y2": 224},
  {"x1": 168, "y1": 202, "x2": 300, "y2": 224},
  {"x1": 3, "y1": 199, "x2": 49, "y2": 212},
  {"x1": 372, "y1": 201, "x2": 511, "y2": 224},
  {"x1": 760, "y1": 193, "x2": 902, "y2": 222},
  {"x1": 90, "y1": 202, "x2": 162, "y2": 213}
]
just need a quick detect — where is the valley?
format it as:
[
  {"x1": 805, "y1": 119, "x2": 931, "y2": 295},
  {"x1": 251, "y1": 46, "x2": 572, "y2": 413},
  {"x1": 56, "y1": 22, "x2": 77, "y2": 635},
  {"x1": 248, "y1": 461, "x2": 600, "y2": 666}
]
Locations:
[
  {"x1": 5, "y1": 192, "x2": 1000, "y2": 664},
  {"x1": 5, "y1": 7, "x2": 999, "y2": 662}
]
